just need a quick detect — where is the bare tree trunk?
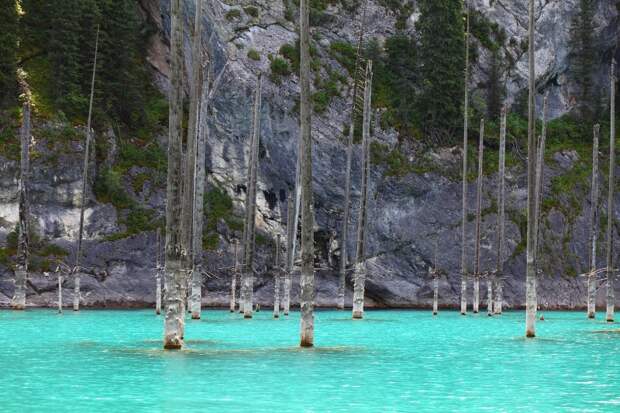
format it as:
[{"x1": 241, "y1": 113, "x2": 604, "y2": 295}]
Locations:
[
  {"x1": 525, "y1": 0, "x2": 538, "y2": 337},
  {"x1": 433, "y1": 276, "x2": 439, "y2": 316},
  {"x1": 242, "y1": 75, "x2": 262, "y2": 319},
  {"x1": 57, "y1": 274, "x2": 62, "y2": 314},
  {"x1": 156, "y1": 228, "x2": 162, "y2": 315},
  {"x1": 587, "y1": 124, "x2": 600, "y2": 319},
  {"x1": 284, "y1": 193, "x2": 294, "y2": 315},
  {"x1": 473, "y1": 118, "x2": 484, "y2": 314},
  {"x1": 287, "y1": 126, "x2": 303, "y2": 314},
  {"x1": 533, "y1": 94, "x2": 548, "y2": 264},
  {"x1": 486, "y1": 278, "x2": 493, "y2": 316},
  {"x1": 73, "y1": 27, "x2": 99, "y2": 312},
  {"x1": 352, "y1": 60, "x2": 373, "y2": 320},
  {"x1": 182, "y1": 0, "x2": 204, "y2": 321},
  {"x1": 299, "y1": 0, "x2": 315, "y2": 347},
  {"x1": 273, "y1": 234, "x2": 281, "y2": 318},
  {"x1": 163, "y1": 0, "x2": 186, "y2": 350},
  {"x1": 190, "y1": 68, "x2": 209, "y2": 320},
  {"x1": 338, "y1": 3, "x2": 369, "y2": 311},
  {"x1": 230, "y1": 239, "x2": 239, "y2": 312},
  {"x1": 432, "y1": 237, "x2": 438, "y2": 316},
  {"x1": 606, "y1": 58, "x2": 617, "y2": 323},
  {"x1": 495, "y1": 105, "x2": 507, "y2": 315},
  {"x1": 339, "y1": 125, "x2": 354, "y2": 311},
  {"x1": 11, "y1": 100, "x2": 31, "y2": 310},
  {"x1": 460, "y1": 9, "x2": 471, "y2": 316}
]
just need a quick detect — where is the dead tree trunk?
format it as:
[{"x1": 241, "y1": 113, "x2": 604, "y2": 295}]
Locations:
[
  {"x1": 57, "y1": 273, "x2": 62, "y2": 314},
  {"x1": 525, "y1": 0, "x2": 538, "y2": 338},
  {"x1": 495, "y1": 105, "x2": 507, "y2": 315},
  {"x1": 486, "y1": 276, "x2": 493, "y2": 316},
  {"x1": 183, "y1": 0, "x2": 204, "y2": 320},
  {"x1": 230, "y1": 239, "x2": 239, "y2": 312},
  {"x1": 273, "y1": 234, "x2": 281, "y2": 318},
  {"x1": 156, "y1": 227, "x2": 162, "y2": 315},
  {"x1": 460, "y1": 9, "x2": 471, "y2": 316},
  {"x1": 473, "y1": 118, "x2": 484, "y2": 314},
  {"x1": 287, "y1": 129, "x2": 303, "y2": 313},
  {"x1": 338, "y1": 2, "x2": 369, "y2": 311},
  {"x1": 352, "y1": 60, "x2": 373, "y2": 320},
  {"x1": 299, "y1": 0, "x2": 316, "y2": 347},
  {"x1": 163, "y1": 0, "x2": 186, "y2": 350},
  {"x1": 533, "y1": 94, "x2": 548, "y2": 265},
  {"x1": 242, "y1": 75, "x2": 262, "y2": 319},
  {"x1": 12, "y1": 99, "x2": 31, "y2": 310},
  {"x1": 606, "y1": 58, "x2": 617, "y2": 323},
  {"x1": 432, "y1": 237, "x2": 439, "y2": 316},
  {"x1": 283, "y1": 193, "x2": 294, "y2": 315},
  {"x1": 339, "y1": 124, "x2": 354, "y2": 310},
  {"x1": 588, "y1": 124, "x2": 600, "y2": 319},
  {"x1": 73, "y1": 27, "x2": 99, "y2": 312}
]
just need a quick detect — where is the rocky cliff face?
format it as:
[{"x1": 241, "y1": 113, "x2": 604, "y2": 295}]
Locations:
[{"x1": 1, "y1": 0, "x2": 619, "y2": 310}]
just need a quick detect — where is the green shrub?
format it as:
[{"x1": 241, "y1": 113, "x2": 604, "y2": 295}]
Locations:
[
  {"x1": 312, "y1": 91, "x2": 329, "y2": 113},
  {"x1": 125, "y1": 207, "x2": 157, "y2": 234},
  {"x1": 329, "y1": 41, "x2": 356, "y2": 73},
  {"x1": 202, "y1": 186, "x2": 243, "y2": 250},
  {"x1": 270, "y1": 57, "x2": 291, "y2": 84},
  {"x1": 225, "y1": 9, "x2": 242, "y2": 20},
  {"x1": 117, "y1": 141, "x2": 166, "y2": 172},
  {"x1": 243, "y1": 6, "x2": 259, "y2": 18},
  {"x1": 94, "y1": 168, "x2": 133, "y2": 209},
  {"x1": 247, "y1": 49, "x2": 261, "y2": 61}
]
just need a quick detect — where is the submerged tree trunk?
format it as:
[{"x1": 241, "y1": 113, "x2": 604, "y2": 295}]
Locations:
[
  {"x1": 338, "y1": 3, "x2": 368, "y2": 311},
  {"x1": 525, "y1": 0, "x2": 538, "y2": 337},
  {"x1": 57, "y1": 274, "x2": 63, "y2": 314},
  {"x1": 495, "y1": 105, "x2": 507, "y2": 315},
  {"x1": 588, "y1": 124, "x2": 600, "y2": 319},
  {"x1": 242, "y1": 75, "x2": 262, "y2": 319},
  {"x1": 163, "y1": 0, "x2": 186, "y2": 350},
  {"x1": 460, "y1": 9, "x2": 471, "y2": 316},
  {"x1": 433, "y1": 276, "x2": 439, "y2": 316},
  {"x1": 486, "y1": 281, "x2": 493, "y2": 316},
  {"x1": 73, "y1": 27, "x2": 99, "y2": 312},
  {"x1": 284, "y1": 193, "x2": 294, "y2": 315},
  {"x1": 230, "y1": 240, "x2": 239, "y2": 312},
  {"x1": 473, "y1": 119, "x2": 484, "y2": 314},
  {"x1": 339, "y1": 123, "x2": 354, "y2": 311},
  {"x1": 606, "y1": 58, "x2": 617, "y2": 323},
  {"x1": 352, "y1": 61, "x2": 373, "y2": 320},
  {"x1": 299, "y1": 0, "x2": 315, "y2": 347},
  {"x1": 273, "y1": 234, "x2": 281, "y2": 318},
  {"x1": 533, "y1": 94, "x2": 548, "y2": 264},
  {"x1": 432, "y1": 238, "x2": 438, "y2": 316},
  {"x1": 184, "y1": 0, "x2": 204, "y2": 321},
  {"x1": 156, "y1": 228, "x2": 162, "y2": 315},
  {"x1": 11, "y1": 100, "x2": 31, "y2": 310}
]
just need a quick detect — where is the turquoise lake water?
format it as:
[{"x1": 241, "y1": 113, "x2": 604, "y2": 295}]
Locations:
[{"x1": 1, "y1": 309, "x2": 620, "y2": 412}]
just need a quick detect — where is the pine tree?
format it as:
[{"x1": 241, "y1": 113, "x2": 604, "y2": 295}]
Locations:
[
  {"x1": 0, "y1": 0, "x2": 18, "y2": 107},
  {"x1": 416, "y1": 0, "x2": 465, "y2": 142},
  {"x1": 569, "y1": 0, "x2": 597, "y2": 121},
  {"x1": 96, "y1": 0, "x2": 149, "y2": 125}
]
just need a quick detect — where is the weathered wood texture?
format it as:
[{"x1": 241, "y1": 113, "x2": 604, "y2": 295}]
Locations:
[
  {"x1": 473, "y1": 119, "x2": 484, "y2": 314},
  {"x1": 525, "y1": 0, "x2": 538, "y2": 337},
  {"x1": 352, "y1": 60, "x2": 373, "y2": 320},
  {"x1": 163, "y1": 0, "x2": 186, "y2": 350},
  {"x1": 460, "y1": 9, "x2": 470, "y2": 316},
  {"x1": 606, "y1": 59, "x2": 617, "y2": 323},
  {"x1": 588, "y1": 124, "x2": 600, "y2": 318},
  {"x1": 299, "y1": 0, "x2": 316, "y2": 347}
]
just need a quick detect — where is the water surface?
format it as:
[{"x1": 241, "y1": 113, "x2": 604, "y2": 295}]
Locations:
[{"x1": 1, "y1": 309, "x2": 619, "y2": 412}]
